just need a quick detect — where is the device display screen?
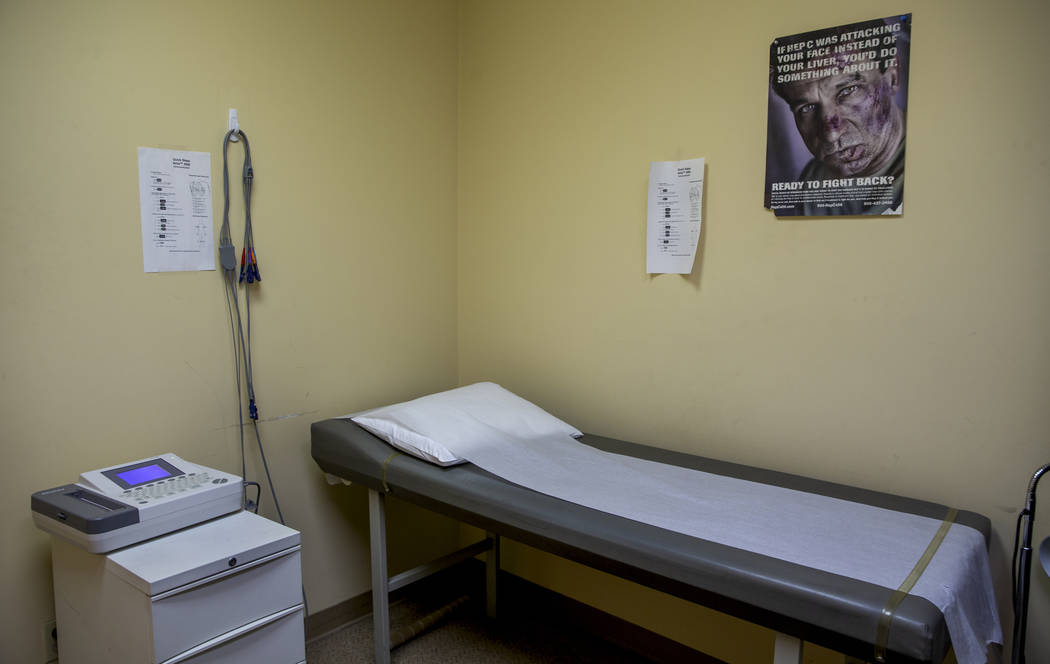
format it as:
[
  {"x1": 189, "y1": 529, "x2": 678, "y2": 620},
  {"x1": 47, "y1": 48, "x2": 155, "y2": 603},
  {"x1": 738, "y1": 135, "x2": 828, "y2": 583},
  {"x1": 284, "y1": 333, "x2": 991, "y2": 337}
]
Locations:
[
  {"x1": 101, "y1": 457, "x2": 185, "y2": 489},
  {"x1": 116, "y1": 464, "x2": 171, "y2": 487}
]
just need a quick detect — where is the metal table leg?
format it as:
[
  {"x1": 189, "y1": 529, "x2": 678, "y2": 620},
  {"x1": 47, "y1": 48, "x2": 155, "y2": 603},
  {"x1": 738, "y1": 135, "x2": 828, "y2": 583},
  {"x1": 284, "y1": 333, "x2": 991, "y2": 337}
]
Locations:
[
  {"x1": 486, "y1": 532, "x2": 500, "y2": 618},
  {"x1": 774, "y1": 633, "x2": 802, "y2": 664},
  {"x1": 369, "y1": 489, "x2": 391, "y2": 664}
]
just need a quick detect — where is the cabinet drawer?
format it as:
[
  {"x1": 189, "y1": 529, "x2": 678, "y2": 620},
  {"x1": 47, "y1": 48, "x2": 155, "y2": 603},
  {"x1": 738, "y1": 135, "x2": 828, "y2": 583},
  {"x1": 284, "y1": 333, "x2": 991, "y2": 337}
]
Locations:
[
  {"x1": 164, "y1": 606, "x2": 305, "y2": 664},
  {"x1": 152, "y1": 548, "x2": 301, "y2": 662}
]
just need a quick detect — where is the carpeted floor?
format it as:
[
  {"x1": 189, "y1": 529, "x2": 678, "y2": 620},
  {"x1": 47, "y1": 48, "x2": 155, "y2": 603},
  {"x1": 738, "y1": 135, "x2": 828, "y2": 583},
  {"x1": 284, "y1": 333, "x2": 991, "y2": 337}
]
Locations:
[{"x1": 306, "y1": 596, "x2": 649, "y2": 663}]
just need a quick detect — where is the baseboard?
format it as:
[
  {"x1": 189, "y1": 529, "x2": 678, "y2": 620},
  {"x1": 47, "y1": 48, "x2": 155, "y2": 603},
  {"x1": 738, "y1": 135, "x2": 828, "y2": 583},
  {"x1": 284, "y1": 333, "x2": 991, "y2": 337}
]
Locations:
[
  {"x1": 305, "y1": 589, "x2": 373, "y2": 642},
  {"x1": 307, "y1": 558, "x2": 722, "y2": 663},
  {"x1": 305, "y1": 559, "x2": 474, "y2": 642}
]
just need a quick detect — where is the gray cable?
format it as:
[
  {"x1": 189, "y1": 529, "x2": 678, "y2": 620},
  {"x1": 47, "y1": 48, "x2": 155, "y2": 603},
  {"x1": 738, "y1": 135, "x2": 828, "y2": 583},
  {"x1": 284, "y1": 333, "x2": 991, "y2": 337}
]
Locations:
[
  {"x1": 220, "y1": 128, "x2": 282, "y2": 522},
  {"x1": 220, "y1": 127, "x2": 307, "y2": 628}
]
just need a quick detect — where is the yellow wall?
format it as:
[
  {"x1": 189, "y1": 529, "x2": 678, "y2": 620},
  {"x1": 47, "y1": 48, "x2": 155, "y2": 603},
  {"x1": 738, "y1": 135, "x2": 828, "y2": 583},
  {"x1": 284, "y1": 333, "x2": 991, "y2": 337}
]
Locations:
[
  {"x1": 0, "y1": 1, "x2": 460, "y2": 661},
  {"x1": 458, "y1": 1, "x2": 1049, "y2": 663},
  {"x1": 3, "y1": 1, "x2": 1048, "y2": 663}
]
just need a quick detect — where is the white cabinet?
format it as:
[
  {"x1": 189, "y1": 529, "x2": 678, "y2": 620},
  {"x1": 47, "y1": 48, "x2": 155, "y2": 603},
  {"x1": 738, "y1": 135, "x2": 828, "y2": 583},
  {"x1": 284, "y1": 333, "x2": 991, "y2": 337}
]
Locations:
[{"x1": 51, "y1": 511, "x2": 305, "y2": 664}]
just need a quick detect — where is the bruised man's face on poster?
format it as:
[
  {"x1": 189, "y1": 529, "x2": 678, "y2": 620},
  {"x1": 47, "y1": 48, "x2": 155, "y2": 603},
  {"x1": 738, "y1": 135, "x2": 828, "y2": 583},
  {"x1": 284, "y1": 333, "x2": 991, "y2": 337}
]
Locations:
[{"x1": 777, "y1": 66, "x2": 902, "y2": 177}]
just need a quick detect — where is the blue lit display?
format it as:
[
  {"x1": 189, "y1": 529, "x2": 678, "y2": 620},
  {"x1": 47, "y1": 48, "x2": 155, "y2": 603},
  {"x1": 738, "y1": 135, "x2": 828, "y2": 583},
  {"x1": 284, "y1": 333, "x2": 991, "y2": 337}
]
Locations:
[{"x1": 116, "y1": 464, "x2": 171, "y2": 487}]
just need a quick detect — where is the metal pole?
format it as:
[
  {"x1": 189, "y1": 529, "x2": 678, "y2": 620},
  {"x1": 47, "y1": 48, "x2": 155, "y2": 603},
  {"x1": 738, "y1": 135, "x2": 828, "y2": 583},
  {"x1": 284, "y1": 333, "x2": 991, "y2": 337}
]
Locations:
[
  {"x1": 773, "y1": 633, "x2": 802, "y2": 664},
  {"x1": 369, "y1": 489, "x2": 391, "y2": 664},
  {"x1": 1011, "y1": 462, "x2": 1049, "y2": 664},
  {"x1": 486, "y1": 532, "x2": 500, "y2": 619}
]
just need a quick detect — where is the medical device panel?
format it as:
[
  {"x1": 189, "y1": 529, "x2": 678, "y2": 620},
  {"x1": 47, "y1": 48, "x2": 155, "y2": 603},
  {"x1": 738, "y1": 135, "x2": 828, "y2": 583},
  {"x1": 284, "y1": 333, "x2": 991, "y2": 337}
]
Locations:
[{"x1": 32, "y1": 453, "x2": 242, "y2": 553}]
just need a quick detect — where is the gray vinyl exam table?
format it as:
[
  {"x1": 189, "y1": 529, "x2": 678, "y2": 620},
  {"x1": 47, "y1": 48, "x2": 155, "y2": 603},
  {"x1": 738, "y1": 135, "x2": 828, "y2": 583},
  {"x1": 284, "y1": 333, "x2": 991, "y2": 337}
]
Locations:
[{"x1": 311, "y1": 418, "x2": 990, "y2": 664}]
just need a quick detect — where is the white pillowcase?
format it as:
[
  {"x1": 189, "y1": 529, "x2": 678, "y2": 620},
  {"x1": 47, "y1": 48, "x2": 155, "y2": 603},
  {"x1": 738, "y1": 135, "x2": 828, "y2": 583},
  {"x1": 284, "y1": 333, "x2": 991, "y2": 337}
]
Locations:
[{"x1": 347, "y1": 382, "x2": 582, "y2": 466}]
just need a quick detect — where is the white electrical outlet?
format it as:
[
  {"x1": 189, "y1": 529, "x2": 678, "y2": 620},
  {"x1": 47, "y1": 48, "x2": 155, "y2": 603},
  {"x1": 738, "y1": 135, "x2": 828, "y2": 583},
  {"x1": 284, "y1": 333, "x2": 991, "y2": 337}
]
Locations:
[{"x1": 42, "y1": 619, "x2": 58, "y2": 663}]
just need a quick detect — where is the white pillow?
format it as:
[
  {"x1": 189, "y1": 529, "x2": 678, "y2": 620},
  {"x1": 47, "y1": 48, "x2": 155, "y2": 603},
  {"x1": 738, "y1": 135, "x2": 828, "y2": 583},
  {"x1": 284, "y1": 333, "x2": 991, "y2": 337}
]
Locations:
[{"x1": 348, "y1": 382, "x2": 582, "y2": 466}]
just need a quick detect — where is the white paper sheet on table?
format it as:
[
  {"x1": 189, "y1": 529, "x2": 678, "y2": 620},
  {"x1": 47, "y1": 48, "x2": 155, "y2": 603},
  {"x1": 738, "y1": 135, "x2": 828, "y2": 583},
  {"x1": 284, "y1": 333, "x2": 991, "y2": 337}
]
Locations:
[
  {"x1": 138, "y1": 147, "x2": 214, "y2": 272},
  {"x1": 646, "y1": 157, "x2": 704, "y2": 274}
]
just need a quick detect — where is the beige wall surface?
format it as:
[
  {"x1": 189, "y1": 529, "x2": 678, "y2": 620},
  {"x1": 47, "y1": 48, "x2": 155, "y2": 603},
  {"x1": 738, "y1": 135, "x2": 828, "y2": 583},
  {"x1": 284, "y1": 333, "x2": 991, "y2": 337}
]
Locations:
[
  {"x1": 4, "y1": 1, "x2": 1048, "y2": 663},
  {"x1": 458, "y1": 1, "x2": 1049, "y2": 663},
  {"x1": 0, "y1": 1, "x2": 460, "y2": 661}
]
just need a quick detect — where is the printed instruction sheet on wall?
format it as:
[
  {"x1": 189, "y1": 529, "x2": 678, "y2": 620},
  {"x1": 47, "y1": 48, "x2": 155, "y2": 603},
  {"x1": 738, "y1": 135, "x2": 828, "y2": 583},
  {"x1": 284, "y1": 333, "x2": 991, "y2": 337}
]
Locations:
[
  {"x1": 646, "y1": 158, "x2": 704, "y2": 274},
  {"x1": 138, "y1": 147, "x2": 214, "y2": 272}
]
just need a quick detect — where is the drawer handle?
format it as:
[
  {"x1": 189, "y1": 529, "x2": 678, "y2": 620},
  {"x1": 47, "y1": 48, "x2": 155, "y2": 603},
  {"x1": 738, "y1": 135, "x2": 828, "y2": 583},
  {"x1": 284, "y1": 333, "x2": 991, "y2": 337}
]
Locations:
[
  {"x1": 158, "y1": 605, "x2": 303, "y2": 664},
  {"x1": 151, "y1": 546, "x2": 301, "y2": 602}
]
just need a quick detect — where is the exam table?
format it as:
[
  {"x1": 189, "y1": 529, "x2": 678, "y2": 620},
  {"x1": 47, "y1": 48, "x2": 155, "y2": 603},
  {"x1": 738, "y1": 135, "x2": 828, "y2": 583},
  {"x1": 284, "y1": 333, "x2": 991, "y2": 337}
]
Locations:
[{"x1": 311, "y1": 418, "x2": 994, "y2": 664}]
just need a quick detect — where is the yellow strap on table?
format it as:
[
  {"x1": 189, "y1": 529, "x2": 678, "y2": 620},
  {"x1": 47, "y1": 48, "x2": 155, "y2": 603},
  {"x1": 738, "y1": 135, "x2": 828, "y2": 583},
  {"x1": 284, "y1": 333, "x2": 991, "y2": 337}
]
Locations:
[
  {"x1": 874, "y1": 508, "x2": 958, "y2": 663},
  {"x1": 381, "y1": 451, "x2": 402, "y2": 493}
]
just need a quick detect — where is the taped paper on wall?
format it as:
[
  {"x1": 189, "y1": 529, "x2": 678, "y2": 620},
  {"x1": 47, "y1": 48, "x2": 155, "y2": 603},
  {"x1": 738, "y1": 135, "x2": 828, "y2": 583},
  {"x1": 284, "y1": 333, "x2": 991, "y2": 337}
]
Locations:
[
  {"x1": 646, "y1": 158, "x2": 704, "y2": 274},
  {"x1": 138, "y1": 147, "x2": 214, "y2": 272}
]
